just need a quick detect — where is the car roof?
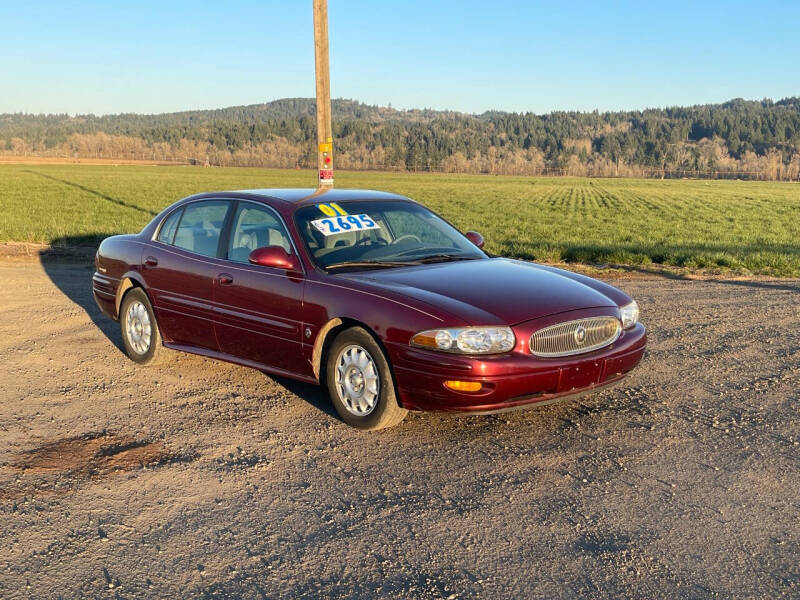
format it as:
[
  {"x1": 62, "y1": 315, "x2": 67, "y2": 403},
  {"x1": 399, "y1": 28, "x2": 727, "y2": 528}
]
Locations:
[{"x1": 186, "y1": 188, "x2": 413, "y2": 208}]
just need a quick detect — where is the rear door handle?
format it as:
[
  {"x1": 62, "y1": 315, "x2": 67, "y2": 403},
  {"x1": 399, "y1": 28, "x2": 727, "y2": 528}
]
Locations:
[
  {"x1": 144, "y1": 256, "x2": 158, "y2": 267},
  {"x1": 217, "y1": 273, "x2": 234, "y2": 285}
]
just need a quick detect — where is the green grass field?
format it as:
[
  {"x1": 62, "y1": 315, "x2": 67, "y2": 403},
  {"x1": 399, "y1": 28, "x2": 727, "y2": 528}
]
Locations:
[{"x1": 1, "y1": 163, "x2": 798, "y2": 276}]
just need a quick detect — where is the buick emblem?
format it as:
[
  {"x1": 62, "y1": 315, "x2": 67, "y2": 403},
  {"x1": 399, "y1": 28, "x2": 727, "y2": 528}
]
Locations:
[{"x1": 574, "y1": 326, "x2": 587, "y2": 345}]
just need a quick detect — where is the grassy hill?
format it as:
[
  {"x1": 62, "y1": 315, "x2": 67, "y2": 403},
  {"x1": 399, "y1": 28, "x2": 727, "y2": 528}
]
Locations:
[{"x1": 2, "y1": 97, "x2": 799, "y2": 178}]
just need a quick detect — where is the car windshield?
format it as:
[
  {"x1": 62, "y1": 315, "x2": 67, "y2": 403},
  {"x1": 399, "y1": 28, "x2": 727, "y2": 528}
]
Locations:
[{"x1": 294, "y1": 200, "x2": 486, "y2": 270}]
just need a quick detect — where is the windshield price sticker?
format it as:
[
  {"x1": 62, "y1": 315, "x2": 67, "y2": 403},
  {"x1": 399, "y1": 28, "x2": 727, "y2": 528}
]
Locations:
[{"x1": 311, "y1": 214, "x2": 381, "y2": 236}]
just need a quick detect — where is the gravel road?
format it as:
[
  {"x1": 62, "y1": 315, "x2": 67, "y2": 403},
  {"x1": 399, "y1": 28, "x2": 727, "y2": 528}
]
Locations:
[{"x1": 0, "y1": 260, "x2": 798, "y2": 599}]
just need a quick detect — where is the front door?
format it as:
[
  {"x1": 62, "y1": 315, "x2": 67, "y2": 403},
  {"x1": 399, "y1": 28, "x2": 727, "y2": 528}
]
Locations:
[
  {"x1": 212, "y1": 201, "x2": 307, "y2": 376},
  {"x1": 143, "y1": 199, "x2": 231, "y2": 350}
]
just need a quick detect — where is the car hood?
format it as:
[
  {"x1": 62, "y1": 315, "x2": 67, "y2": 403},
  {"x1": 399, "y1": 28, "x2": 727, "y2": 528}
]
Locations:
[{"x1": 340, "y1": 258, "x2": 621, "y2": 325}]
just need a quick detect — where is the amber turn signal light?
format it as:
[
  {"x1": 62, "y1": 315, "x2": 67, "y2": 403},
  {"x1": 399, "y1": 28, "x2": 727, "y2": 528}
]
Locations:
[{"x1": 444, "y1": 380, "x2": 483, "y2": 392}]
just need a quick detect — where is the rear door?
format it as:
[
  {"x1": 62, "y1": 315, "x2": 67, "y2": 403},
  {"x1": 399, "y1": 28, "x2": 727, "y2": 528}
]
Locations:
[
  {"x1": 212, "y1": 200, "x2": 308, "y2": 376},
  {"x1": 143, "y1": 199, "x2": 232, "y2": 350}
]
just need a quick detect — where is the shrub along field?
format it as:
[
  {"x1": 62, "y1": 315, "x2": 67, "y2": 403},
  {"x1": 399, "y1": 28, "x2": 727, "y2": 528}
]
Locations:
[{"x1": 0, "y1": 163, "x2": 798, "y2": 276}]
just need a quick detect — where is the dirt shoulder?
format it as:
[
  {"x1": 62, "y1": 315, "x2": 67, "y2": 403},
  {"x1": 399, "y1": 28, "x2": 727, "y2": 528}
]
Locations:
[
  {"x1": 0, "y1": 261, "x2": 798, "y2": 599},
  {"x1": 0, "y1": 243, "x2": 97, "y2": 262}
]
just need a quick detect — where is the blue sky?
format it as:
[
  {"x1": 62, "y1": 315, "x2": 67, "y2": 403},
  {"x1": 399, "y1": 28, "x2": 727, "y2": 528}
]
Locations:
[{"x1": 1, "y1": 1, "x2": 797, "y2": 115}]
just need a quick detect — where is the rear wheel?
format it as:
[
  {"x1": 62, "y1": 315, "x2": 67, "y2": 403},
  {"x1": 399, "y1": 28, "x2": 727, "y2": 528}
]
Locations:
[
  {"x1": 119, "y1": 287, "x2": 163, "y2": 365},
  {"x1": 325, "y1": 327, "x2": 407, "y2": 430}
]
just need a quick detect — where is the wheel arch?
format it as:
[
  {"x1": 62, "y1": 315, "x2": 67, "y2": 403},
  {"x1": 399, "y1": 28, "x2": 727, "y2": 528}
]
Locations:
[
  {"x1": 312, "y1": 317, "x2": 397, "y2": 390},
  {"x1": 115, "y1": 272, "x2": 149, "y2": 318}
]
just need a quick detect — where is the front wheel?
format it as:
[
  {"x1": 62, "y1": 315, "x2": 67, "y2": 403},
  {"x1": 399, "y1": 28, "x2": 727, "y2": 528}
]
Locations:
[
  {"x1": 119, "y1": 287, "x2": 163, "y2": 365},
  {"x1": 325, "y1": 327, "x2": 407, "y2": 430}
]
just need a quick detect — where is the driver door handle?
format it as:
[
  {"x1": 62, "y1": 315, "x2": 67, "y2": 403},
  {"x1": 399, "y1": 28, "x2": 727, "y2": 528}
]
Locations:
[
  {"x1": 217, "y1": 273, "x2": 234, "y2": 286},
  {"x1": 144, "y1": 256, "x2": 158, "y2": 267}
]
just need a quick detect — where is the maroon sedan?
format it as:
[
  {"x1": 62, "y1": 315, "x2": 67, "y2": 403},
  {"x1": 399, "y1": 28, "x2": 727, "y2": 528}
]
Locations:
[{"x1": 93, "y1": 189, "x2": 646, "y2": 429}]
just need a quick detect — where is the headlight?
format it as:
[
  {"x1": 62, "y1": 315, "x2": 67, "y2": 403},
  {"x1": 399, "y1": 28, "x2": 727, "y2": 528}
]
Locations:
[
  {"x1": 619, "y1": 300, "x2": 639, "y2": 329},
  {"x1": 410, "y1": 326, "x2": 515, "y2": 354}
]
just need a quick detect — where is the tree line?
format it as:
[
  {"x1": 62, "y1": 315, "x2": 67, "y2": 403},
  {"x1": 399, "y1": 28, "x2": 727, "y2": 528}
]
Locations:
[{"x1": 1, "y1": 97, "x2": 799, "y2": 179}]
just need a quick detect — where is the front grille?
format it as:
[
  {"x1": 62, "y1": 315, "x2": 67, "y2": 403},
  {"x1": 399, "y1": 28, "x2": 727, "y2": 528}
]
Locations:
[{"x1": 530, "y1": 316, "x2": 621, "y2": 358}]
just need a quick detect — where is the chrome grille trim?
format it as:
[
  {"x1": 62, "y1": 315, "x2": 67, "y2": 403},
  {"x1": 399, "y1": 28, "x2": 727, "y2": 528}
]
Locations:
[{"x1": 530, "y1": 316, "x2": 622, "y2": 357}]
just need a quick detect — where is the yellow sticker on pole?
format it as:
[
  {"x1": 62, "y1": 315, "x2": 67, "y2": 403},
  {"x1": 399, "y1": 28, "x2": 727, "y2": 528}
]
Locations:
[{"x1": 318, "y1": 142, "x2": 332, "y2": 154}]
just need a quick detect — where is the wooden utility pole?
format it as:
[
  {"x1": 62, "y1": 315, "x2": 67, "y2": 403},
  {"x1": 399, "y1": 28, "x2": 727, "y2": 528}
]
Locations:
[{"x1": 313, "y1": 0, "x2": 334, "y2": 188}]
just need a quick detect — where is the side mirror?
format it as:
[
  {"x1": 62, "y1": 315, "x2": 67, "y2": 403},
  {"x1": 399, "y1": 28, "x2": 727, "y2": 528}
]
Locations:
[
  {"x1": 465, "y1": 231, "x2": 485, "y2": 249},
  {"x1": 248, "y1": 246, "x2": 302, "y2": 272}
]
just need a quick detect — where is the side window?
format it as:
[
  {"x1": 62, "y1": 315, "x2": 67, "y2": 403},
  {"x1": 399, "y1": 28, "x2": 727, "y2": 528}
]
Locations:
[
  {"x1": 228, "y1": 203, "x2": 291, "y2": 263},
  {"x1": 173, "y1": 201, "x2": 229, "y2": 257},
  {"x1": 156, "y1": 208, "x2": 183, "y2": 244}
]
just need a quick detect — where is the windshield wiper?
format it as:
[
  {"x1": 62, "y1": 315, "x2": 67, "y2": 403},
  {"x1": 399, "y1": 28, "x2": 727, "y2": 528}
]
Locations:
[
  {"x1": 326, "y1": 255, "x2": 480, "y2": 271},
  {"x1": 326, "y1": 260, "x2": 419, "y2": 271},
  {"x1": 414, "y1": 253, "x2": 483, "y2": 264}
]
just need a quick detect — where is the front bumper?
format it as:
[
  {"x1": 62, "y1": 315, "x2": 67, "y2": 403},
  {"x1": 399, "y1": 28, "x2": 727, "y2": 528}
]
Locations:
[{"x1": 389, "y1": 322, "x2": 646, "y2": 412}]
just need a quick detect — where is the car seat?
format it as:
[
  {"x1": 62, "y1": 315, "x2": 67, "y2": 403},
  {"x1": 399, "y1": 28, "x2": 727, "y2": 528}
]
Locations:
[{"x1": 229, "y1": 226, "x2": 290, "y2": 262}]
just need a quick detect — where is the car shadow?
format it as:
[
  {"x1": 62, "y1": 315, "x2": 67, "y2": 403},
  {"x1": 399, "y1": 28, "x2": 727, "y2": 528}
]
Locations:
[
  {"x1": 269, "y1": 375, "x2": 340, "y2": 420},
  {"x1": 39, "y1": 236, "x2": 126, "y2": 353},
  {"x1": 38, "y1": 236, "x2": 344, "y2": 420}
]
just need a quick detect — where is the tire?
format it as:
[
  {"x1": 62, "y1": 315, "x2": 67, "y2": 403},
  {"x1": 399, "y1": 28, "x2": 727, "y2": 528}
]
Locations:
[
  {"x1": 119, "y1": 287, "x2": 163, "y2": 365},
  {"x1": 325, "y1": 327, "x2": 408, "y2": 430}
]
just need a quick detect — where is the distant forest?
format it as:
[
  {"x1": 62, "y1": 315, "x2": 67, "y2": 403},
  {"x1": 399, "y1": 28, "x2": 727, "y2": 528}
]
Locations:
[{"x1": 2, "y1": 97, "x2": 800, "y2": 179}]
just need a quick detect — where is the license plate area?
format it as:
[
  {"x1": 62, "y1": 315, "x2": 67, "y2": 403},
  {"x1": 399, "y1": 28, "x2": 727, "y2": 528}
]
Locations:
[{"x1": 557, "y1": 359, "x2": 603, "y2": 392}]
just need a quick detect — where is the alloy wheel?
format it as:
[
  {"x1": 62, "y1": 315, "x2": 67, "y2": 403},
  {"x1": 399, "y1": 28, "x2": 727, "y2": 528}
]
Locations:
[
  {"x1": 334, "y1": 344, "x2": 381, "y2": 416},
  {"x1": 125, "y1": 300, "x2": 152, "y2": 355}
]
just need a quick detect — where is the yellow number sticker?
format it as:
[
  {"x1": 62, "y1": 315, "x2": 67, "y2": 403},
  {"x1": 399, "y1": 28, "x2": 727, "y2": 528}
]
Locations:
[
  {"x1": 318, "y1": 203, "x2": 348, "y2": 216},
  {"x1": 329, "y1": 202, "x2": 347, "y2": 216},
  {"x1": 318, "y1": 203, "x2": 337, "y2": 217}
]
